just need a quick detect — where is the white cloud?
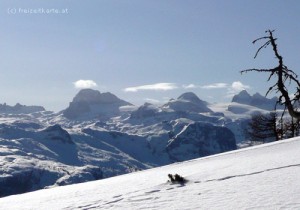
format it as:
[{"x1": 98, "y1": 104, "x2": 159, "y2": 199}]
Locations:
[
  {"x1": 183, "y1": 84, "x2": 197, "y2": 89},
  {"x1": 124, "y1": 83, "x2": 178, "y2": 92},
  {"x1": 201, "y1": 83, "x2": 228, "y2": 89},
  {"x1": 231, "y1": 81, "x2": 250, "y2": 92},
  {"x1": 225, "y1": 81, "x2": 250, "y2": 98},
  {"x1": 73, "y1": 80, "x2": 98, "y2": 89},
  {"x1": 182, "y1": 83, "x2": 229, "y2": 90}
]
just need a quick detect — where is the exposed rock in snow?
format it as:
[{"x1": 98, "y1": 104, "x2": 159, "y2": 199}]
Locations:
[
  {"x1": 0, "y1": 156, "x2": 104, "y2": 198},
  {"x1": 54, "y1": 165, "x2": 103, "y2": 187},
  {"x1": 167, "y1": 122, "x2": 236, "y2": 161},
  {"x1": 0, "y1": 166, "x2": 45, "y2": 197},
  {"x1": 42, "y1": 124, "x2": 73, "y2": 144}
]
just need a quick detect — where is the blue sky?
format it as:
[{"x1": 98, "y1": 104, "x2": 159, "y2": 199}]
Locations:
[{"x1": 1, "y1": 0, "x2": 300, "y2": 111}]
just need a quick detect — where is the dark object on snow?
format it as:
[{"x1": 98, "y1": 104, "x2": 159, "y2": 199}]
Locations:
[{"x1": 168, "y1": 173, "x2": 185, "y2": 183}]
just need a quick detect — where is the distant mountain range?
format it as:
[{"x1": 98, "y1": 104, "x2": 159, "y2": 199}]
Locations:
[
  {"x1": 231, "y1": 90, "x2": 278, "y2": 110},
  {"x1": 0, "y1": 103, "x2": 45, "y2": 114},
  {"x1": 0, "y1": 89, "x2": 280, "y2": 197}
]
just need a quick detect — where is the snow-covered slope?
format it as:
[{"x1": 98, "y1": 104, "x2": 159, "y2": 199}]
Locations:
[
  {"x1": 0, "y1": 118, "x2": 148, "y2": 197},
  {"x1": 1, "y1": 137, "x2": 300, "y2": 209}
]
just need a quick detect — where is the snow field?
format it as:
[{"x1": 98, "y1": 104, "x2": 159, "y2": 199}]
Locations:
[{"x1": 1, "y1": 137, "x2": 300, "y2": 209}]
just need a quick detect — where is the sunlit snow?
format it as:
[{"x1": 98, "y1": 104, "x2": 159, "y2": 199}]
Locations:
[{"x1": 1, "y1": 137, "x2": 300, "y2": 209}]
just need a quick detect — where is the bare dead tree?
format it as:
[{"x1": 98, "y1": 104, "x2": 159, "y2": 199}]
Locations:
[{"x1": 241, "y1": 30, "x2": 300, "y2": 120}]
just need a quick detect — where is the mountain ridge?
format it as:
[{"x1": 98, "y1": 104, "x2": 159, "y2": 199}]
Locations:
[
  {"x1": 0, "y1": 89, "x2": 285, "y2": 197},
  {"x1": 232, "y1": 90, "x2": 278, "y2": 110}
]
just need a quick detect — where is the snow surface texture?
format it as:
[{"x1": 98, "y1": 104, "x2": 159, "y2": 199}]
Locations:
[
  {"x1": 1, "y1": 137, "x2": 300, "y2": 210},
  {"x1": 0, "y1": 89, "x2": 279, "y2": 197}
]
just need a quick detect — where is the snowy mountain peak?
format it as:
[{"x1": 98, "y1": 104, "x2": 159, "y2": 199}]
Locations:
[
  {"x1": 178, "y1": 92, "x2": 206, "y2": 105},
  {"x1": 163, "y1": 92, "x2": 212, "y2": 113}
]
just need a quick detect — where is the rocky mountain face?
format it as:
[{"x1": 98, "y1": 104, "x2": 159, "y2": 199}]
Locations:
[
  {"x1": 2, "y1": 89, "x2": 278, "y2": 197},
  {"x1": 167, "y1": 122, "x2": 236, "y2": 162},
  {"x1": 63, "y1": 89, "x2": 132, "y2": 119}
]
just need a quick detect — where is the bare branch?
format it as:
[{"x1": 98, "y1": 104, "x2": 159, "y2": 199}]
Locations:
[
  {"x1": 252, "y1": 36, "x2": 269, "y2": 44},
  {"x1": 254, "y1": 40, "x2": 271, "y2": 58},
  {"x1": 242, "y1": 30, "x2": 300, "y2": 120}
]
